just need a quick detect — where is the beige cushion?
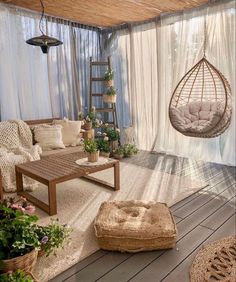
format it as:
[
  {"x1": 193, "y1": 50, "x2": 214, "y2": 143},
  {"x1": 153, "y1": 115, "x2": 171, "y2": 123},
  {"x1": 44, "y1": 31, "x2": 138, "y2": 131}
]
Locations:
[
  {"x1": 33, "y1": 124, "x2": 65, "y2": 150},
  {"x1": 41, "y1": 145, "x2": 83, "y2": 158},
  {"x1": 53, "y1": 118, "x2": 82, "y2": 147},
  {"x1": 170, "y1": 101, "x2": 223, "y2": 134},
  {"x1": 94, "y1": 200, "x2": 177, "y2": 252}
]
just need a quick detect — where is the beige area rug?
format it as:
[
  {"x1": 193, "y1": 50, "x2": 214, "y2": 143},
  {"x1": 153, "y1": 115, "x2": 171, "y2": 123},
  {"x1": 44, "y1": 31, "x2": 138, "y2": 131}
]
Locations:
[{"x1": 27, "y1": 160, "x2": 208, "y2": 281}]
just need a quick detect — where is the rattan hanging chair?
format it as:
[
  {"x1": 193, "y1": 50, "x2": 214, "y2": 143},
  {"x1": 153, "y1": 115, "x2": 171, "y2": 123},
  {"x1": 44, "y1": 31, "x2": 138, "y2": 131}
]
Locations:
[{"x1": 169, "y1": 17, "x2": 232, "y2": 138}]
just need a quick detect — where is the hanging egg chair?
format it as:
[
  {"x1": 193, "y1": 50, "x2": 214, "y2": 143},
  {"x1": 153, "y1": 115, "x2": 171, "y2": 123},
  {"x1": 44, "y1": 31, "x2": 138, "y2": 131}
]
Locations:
[{"x1": 169, "y1": 21, "x2": 232, "y2": 138}]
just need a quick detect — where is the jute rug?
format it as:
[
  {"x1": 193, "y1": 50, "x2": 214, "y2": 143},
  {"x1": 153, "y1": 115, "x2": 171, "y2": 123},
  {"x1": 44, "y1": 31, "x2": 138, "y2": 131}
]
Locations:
[
  {"x1": 27, "y1": 160, "x2": 207, "y2": 281},
  {"x1": 190, "y1": 235, "x2": 236, "y2": 282}
]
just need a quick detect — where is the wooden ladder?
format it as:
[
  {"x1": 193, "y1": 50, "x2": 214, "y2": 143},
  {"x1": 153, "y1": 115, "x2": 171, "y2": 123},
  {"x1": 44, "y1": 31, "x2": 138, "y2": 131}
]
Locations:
[{"x1": 89, "y1": 56, "x2": 118, "y2": 129}]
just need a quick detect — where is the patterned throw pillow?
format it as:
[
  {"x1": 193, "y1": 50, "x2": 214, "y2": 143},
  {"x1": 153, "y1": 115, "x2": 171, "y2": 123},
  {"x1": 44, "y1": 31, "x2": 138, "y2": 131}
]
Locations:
[{"x1": 33, "y1": 124, "x2": 65, "y2": 150}]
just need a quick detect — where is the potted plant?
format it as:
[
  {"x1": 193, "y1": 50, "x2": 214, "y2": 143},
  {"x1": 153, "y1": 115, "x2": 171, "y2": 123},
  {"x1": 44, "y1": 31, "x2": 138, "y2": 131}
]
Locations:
[
  {"x1": 0, "y1": 269, "x2": 35, "y2": 282},
  {"x1": 104, "y1": 127, "x2": 120, "y2": 151},
  {"x1": 122, "y1": 144, "x2": 139, "y2": 157},
  {"x1": 83, "y1": 139, "x2": 99, "y2": 162},
  {"x1": 113, "y1": 146, "x2": 124, "y2": 160},
  {"x1": 36, "y1": 219, "x2": 71, "y2": 257},
  {"x1": 96, "y1": 138, "x2": 110, "y2": 157},
  {"x1": 0, "y1": 198, "x2": 39, "y2": 274},
  {"x1": 103, "y1": 86, "x2": 117, "y2": 104},
  {"x1": 78, "y1": 107, "x2": 102, "y2": 130},
  {"x1": 104, "y1": 69, "x2": 114, "y2": 87},
  {"x1": 0, "y1": 198, "x2": 72, "y2": 274}
]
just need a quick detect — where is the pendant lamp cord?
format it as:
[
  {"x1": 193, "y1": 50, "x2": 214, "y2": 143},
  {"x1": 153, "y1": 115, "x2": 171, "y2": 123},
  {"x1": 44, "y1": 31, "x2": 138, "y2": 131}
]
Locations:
[
  {"x1": 39, "y1": 0, "x2": 45, "y2": 35},
  {"x1": 203, "y1": 16, "x2": 206, "y2": 57}
]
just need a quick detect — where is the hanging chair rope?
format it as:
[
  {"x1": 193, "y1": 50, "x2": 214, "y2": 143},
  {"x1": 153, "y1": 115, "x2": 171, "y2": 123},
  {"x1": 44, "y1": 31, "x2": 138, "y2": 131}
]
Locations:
[{"x1": 169, "y1": 13, "x2": 232, "y2": 138}]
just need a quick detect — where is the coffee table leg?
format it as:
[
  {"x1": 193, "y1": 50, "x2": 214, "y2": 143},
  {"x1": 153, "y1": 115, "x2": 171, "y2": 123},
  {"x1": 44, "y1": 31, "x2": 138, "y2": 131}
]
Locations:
[
  {"x1": 114, "y1": 162, "x2": 120, "y2": 191},
  {"x1": 48, "y1": 182, "x2": 57, "y2": 216},
  {"x1": 16, "y1": 168, "x2": 24, "y2": 194}
]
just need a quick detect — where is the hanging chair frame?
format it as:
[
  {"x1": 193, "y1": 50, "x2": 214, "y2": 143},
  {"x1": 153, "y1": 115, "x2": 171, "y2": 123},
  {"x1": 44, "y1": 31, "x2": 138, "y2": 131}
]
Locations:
[{"x1": 169, "y1": 57, "x2": 232, "y2": 138}]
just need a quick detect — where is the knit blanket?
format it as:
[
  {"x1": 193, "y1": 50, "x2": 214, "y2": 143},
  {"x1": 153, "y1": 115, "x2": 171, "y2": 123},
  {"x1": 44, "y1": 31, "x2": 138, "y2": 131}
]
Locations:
[{"x1": 0, "y1": 120, "x2": 42, "y2": 192}]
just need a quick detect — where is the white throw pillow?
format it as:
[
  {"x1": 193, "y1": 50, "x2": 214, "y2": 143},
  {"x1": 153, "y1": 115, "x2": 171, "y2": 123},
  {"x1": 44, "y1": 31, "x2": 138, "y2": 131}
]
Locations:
[
  {"x1": 33, "y1": 124, "x2": 65, "y2": 150},
  {"x1": 53, "y1": 118, "x2": 82, "y2": 147}
]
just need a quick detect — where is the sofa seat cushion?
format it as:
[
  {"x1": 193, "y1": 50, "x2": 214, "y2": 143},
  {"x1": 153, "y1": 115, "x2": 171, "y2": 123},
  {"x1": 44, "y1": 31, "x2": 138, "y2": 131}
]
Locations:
[
  {"x1": 170, "y1": 101, "x2": 223, "y2": 134},
  {"x1": 40, "y1": 145, "x2": 83, "y2": 158},
  {"x1": 53, "y1": 118, "x2": 82, "y2": 147},
  {"x1": 94, "y1": 200, "x2": 177, "y2": 252}
]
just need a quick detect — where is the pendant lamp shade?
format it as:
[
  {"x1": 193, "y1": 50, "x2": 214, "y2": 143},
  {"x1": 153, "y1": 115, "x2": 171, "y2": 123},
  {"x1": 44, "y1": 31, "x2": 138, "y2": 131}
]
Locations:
[
  {"x1": 26, "y1": 0, "x2": 63, "y2": 53},
  {"x1": 26, "y1": 34, "x2": 63, "y2": 54}
]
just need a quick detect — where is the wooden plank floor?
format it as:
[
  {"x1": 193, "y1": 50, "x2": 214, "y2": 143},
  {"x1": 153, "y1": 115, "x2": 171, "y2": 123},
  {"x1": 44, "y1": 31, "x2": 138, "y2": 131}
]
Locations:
[{"x1": 51, "y1": 152, "x2": 236, "y2": 282}]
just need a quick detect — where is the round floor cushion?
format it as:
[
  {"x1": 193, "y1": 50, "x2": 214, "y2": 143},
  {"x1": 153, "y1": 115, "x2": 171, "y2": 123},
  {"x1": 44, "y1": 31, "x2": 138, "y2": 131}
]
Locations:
[
  {"x1": 190, "y1": 235, "x2": 236, "y2": 282},
  {"x1": 94, "y1": 200, "x2": 177, "y2": 252}
]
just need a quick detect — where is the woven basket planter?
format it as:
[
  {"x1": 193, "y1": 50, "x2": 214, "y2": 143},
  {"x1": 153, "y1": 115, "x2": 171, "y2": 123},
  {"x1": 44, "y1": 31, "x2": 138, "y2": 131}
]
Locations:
[
  {"x1": 113, "y1": 153, "x2": 123, "y2": 160},
  {"x1": 83, "y1": 121, "x2": 92, "y2": 130},
  {"x1": 94, "y1": 201, "x2": 177, "y2": 252},
  {"x1": 0, "y1": 249, "x2": 38, "y2": 274},
  {"x1": 103, "y1": 94, "x2": 116, "y2": 104},
  {"x1": 87, "y1": 151, "x2": 99, "y2": 162},
  {"x1": 100, "y1": 151, "x2": 110, "y2": 158},
  {"x1": 105, "y1": 80, "x2": 113, "y2": 87}
]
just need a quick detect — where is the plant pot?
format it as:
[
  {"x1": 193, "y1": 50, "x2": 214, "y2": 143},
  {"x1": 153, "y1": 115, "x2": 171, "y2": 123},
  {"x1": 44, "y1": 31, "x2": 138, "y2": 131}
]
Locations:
[
  {"x1": 105, "y1": 80, "x2": 113, "y2": 87},
  {"x1": 84, "y1": 121, "x2": 92, "y2": 130},
  {"x1": 103, "y1": 94, "x2": 116, "y2": 104},
  {"x1": 87, "y1": 151, "x2": 99, "y2": 163},
  {"x1": 110, "y1": 140, "x2": 118, "y2": 151},
  {"x1": 113, "y1": 153, "x2": 124, "y2": 160},
  {"x1": 100, "y1": 151, "x2": 110, "y2": 158},
  {"x1": 0, "y1": 249, "x2": 38, "y2": 274}
]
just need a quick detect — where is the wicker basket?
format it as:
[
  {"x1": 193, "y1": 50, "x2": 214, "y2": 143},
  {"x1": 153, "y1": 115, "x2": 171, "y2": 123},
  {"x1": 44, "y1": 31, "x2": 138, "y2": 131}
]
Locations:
[
  {"x1": 0, "y1": 249, "x2": 38, "y2": 274},
  {"x1": 105, "y1": 80, "x2": 113, "y2": 87},
  {"x1": 100, "y1": 151, "x2": 110, "y2": 158},
  {"x1": 83, "y1": 121, "x2": 93, "y2": 130},
  {"x1": 103, "y1": 94, "x2": 116, "y2": 104},
  {"x1": 87, "y1": 151, "x2": 99, "y2": 162},
  {"x1": 113, "y1": 153, "x2": 123, "y2": 160}
]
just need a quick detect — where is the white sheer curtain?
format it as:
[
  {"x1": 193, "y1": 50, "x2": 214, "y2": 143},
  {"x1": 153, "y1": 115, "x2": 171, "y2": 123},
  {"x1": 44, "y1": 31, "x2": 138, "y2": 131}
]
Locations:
[
  {"x1": 0, "y1": 3, "x2": 101, "y2": 121},
  {"x1": 108, "y1": 0, "x2": 235, "y2": 165}
]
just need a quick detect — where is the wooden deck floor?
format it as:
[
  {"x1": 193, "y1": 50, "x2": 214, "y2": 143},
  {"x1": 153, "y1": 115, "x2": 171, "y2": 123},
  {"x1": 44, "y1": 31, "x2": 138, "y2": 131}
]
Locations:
[{"x1": 51, "y1": 152, "x2": 236, "y2": 282}]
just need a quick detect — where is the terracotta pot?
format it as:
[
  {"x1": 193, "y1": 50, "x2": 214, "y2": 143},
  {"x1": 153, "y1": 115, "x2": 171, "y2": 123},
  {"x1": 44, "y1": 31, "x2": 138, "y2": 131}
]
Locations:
[
  {"x1": 100, "y1": 151, "x2": 110, "y2": 158},
  {"x1": 113, "y1": 153, "x2": 124, "y2": 160},
  {"x1": 105, "y1": 80, "x2": 113, "y2": 87},
  {"x1": 87, "y1": 151, "x2": 99, "y2": 162},
  {"x1": 0, "y1": 249, "x2": 38, "y2": 274},
  {"x1": 84, "y1": 121, "x2": 92, "y2": 130},
  {"x1": 103, "y1": 94, "x2": 116, "y2": 104}
]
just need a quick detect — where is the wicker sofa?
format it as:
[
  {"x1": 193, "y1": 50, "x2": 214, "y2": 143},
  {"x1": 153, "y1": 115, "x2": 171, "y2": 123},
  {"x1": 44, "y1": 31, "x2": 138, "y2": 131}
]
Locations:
[{"x1": 0, "y1": 118, "x2": 93, "y2": 199}]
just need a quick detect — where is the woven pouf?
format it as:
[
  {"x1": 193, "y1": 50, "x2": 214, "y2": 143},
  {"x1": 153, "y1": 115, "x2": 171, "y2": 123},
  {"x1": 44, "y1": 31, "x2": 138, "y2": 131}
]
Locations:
[
  {"x1": 94, "y1": 200, "x2": 177, "y2": 252},
  {"x1": 190, "y1": 235, "x2": 236, "y2": 282}
]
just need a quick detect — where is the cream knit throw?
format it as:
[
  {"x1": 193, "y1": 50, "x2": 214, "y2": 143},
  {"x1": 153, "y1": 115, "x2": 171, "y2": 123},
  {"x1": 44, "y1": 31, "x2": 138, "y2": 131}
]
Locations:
[{"x1": 0, "y1": 120, "x2": 42, "y2": 192}]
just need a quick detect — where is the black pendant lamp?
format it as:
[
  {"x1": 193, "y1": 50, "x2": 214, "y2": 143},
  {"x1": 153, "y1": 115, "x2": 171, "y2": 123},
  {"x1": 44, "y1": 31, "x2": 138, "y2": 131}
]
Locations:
[{"x1": 26, "y1": 0, "x2": 63, "y2": 53}]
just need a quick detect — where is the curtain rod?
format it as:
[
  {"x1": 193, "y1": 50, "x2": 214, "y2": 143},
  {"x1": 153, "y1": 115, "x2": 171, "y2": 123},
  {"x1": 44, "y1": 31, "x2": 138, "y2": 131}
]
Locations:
[
  {"x1": 100, "y1": 0, "x2": 233, "y2": 34},
  {"x1": 0, "y1": 2, "x2": 101, "y2": 32}
]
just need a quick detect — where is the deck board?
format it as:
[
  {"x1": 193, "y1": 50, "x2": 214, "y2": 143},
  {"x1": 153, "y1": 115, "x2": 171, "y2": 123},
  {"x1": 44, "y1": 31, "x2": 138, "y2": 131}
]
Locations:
[{"x1": 50, "y1": 152, "x2": 236, "y2": 282}]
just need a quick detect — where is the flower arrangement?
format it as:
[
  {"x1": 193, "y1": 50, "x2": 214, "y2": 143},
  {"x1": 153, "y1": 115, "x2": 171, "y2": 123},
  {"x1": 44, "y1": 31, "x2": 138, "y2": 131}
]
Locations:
[
  {"x1": 96, "y1": 139, "x2": 110, "y2": 153},
  {"x1": 104, "y1": 127, "x2": 120, "y2": 141},
  {"x1": 104, "y1": 69, "x2": 114, "y2": 81},
  {"x1": 103, "y1": 87, "x2": 117, "y2": 103},
  {"x1": 0, "y1": 270, "x2": 34, "y2": 282},
  {"x1": 83, "y1": 139, "x2": 99, "y2": 162},
  {"x1": 36, "y1": 219, "x2": 71, "y2": 257},
  {"x1": 113, "y1": 146, "x2": 124, "y2": 160},
  {"x1": 78, "y1": 107, "x2": 102, "y2": 129},
  {"x1": 0, "y1": 197, "x2": 71, "y2": 270},
  {"x1": 122, "y1": 144, "x2": 139, "y2": 157}
]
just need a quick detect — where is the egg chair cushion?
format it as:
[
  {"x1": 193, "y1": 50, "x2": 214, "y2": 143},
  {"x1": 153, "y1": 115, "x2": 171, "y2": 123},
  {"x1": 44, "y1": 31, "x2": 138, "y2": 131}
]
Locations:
[
  {"x1": 170, "y1": 101, "x2": 224, "y2": 134},
  {"x1": 94, "y1": 200, "x2": 177, "y2": 252}
]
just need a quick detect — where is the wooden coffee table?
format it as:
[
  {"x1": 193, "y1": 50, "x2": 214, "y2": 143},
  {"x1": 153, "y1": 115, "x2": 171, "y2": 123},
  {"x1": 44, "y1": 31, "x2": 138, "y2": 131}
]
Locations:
[{"x1": 15, "y1": 152, "x2": 120, "y2": 215}]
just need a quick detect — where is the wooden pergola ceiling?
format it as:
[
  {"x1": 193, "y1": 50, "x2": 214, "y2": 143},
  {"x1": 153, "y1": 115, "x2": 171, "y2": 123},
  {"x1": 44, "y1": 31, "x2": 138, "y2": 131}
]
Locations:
[{"x1": 1, "y1": 0, "x2": 208, "y2": 28}]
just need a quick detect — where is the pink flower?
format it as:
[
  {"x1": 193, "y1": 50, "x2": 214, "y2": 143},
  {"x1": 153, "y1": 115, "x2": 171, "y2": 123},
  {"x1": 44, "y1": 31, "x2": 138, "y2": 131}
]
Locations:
[
  {"x1": 11, "y1": 203, "x2": 25, "y2": 212},
  {"x1": 25, "y1": 205, "x2": 36, "y2": 214}
]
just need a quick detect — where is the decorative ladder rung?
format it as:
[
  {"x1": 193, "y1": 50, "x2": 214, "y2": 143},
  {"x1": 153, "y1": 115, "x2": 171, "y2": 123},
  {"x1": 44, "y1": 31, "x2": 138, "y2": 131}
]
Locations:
[
  {"x1": 91, "y1": 93, "x2": 103, "y2": 96},
  {"x1": 96, "y1": 108, "x2": 115, "y2": 112},
  {"x1": 91, "y1": 61, "x2": 109, "y2": 66},
  {"x1": 91, "y1": 77, "x2": 105, "y2": 81}
]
